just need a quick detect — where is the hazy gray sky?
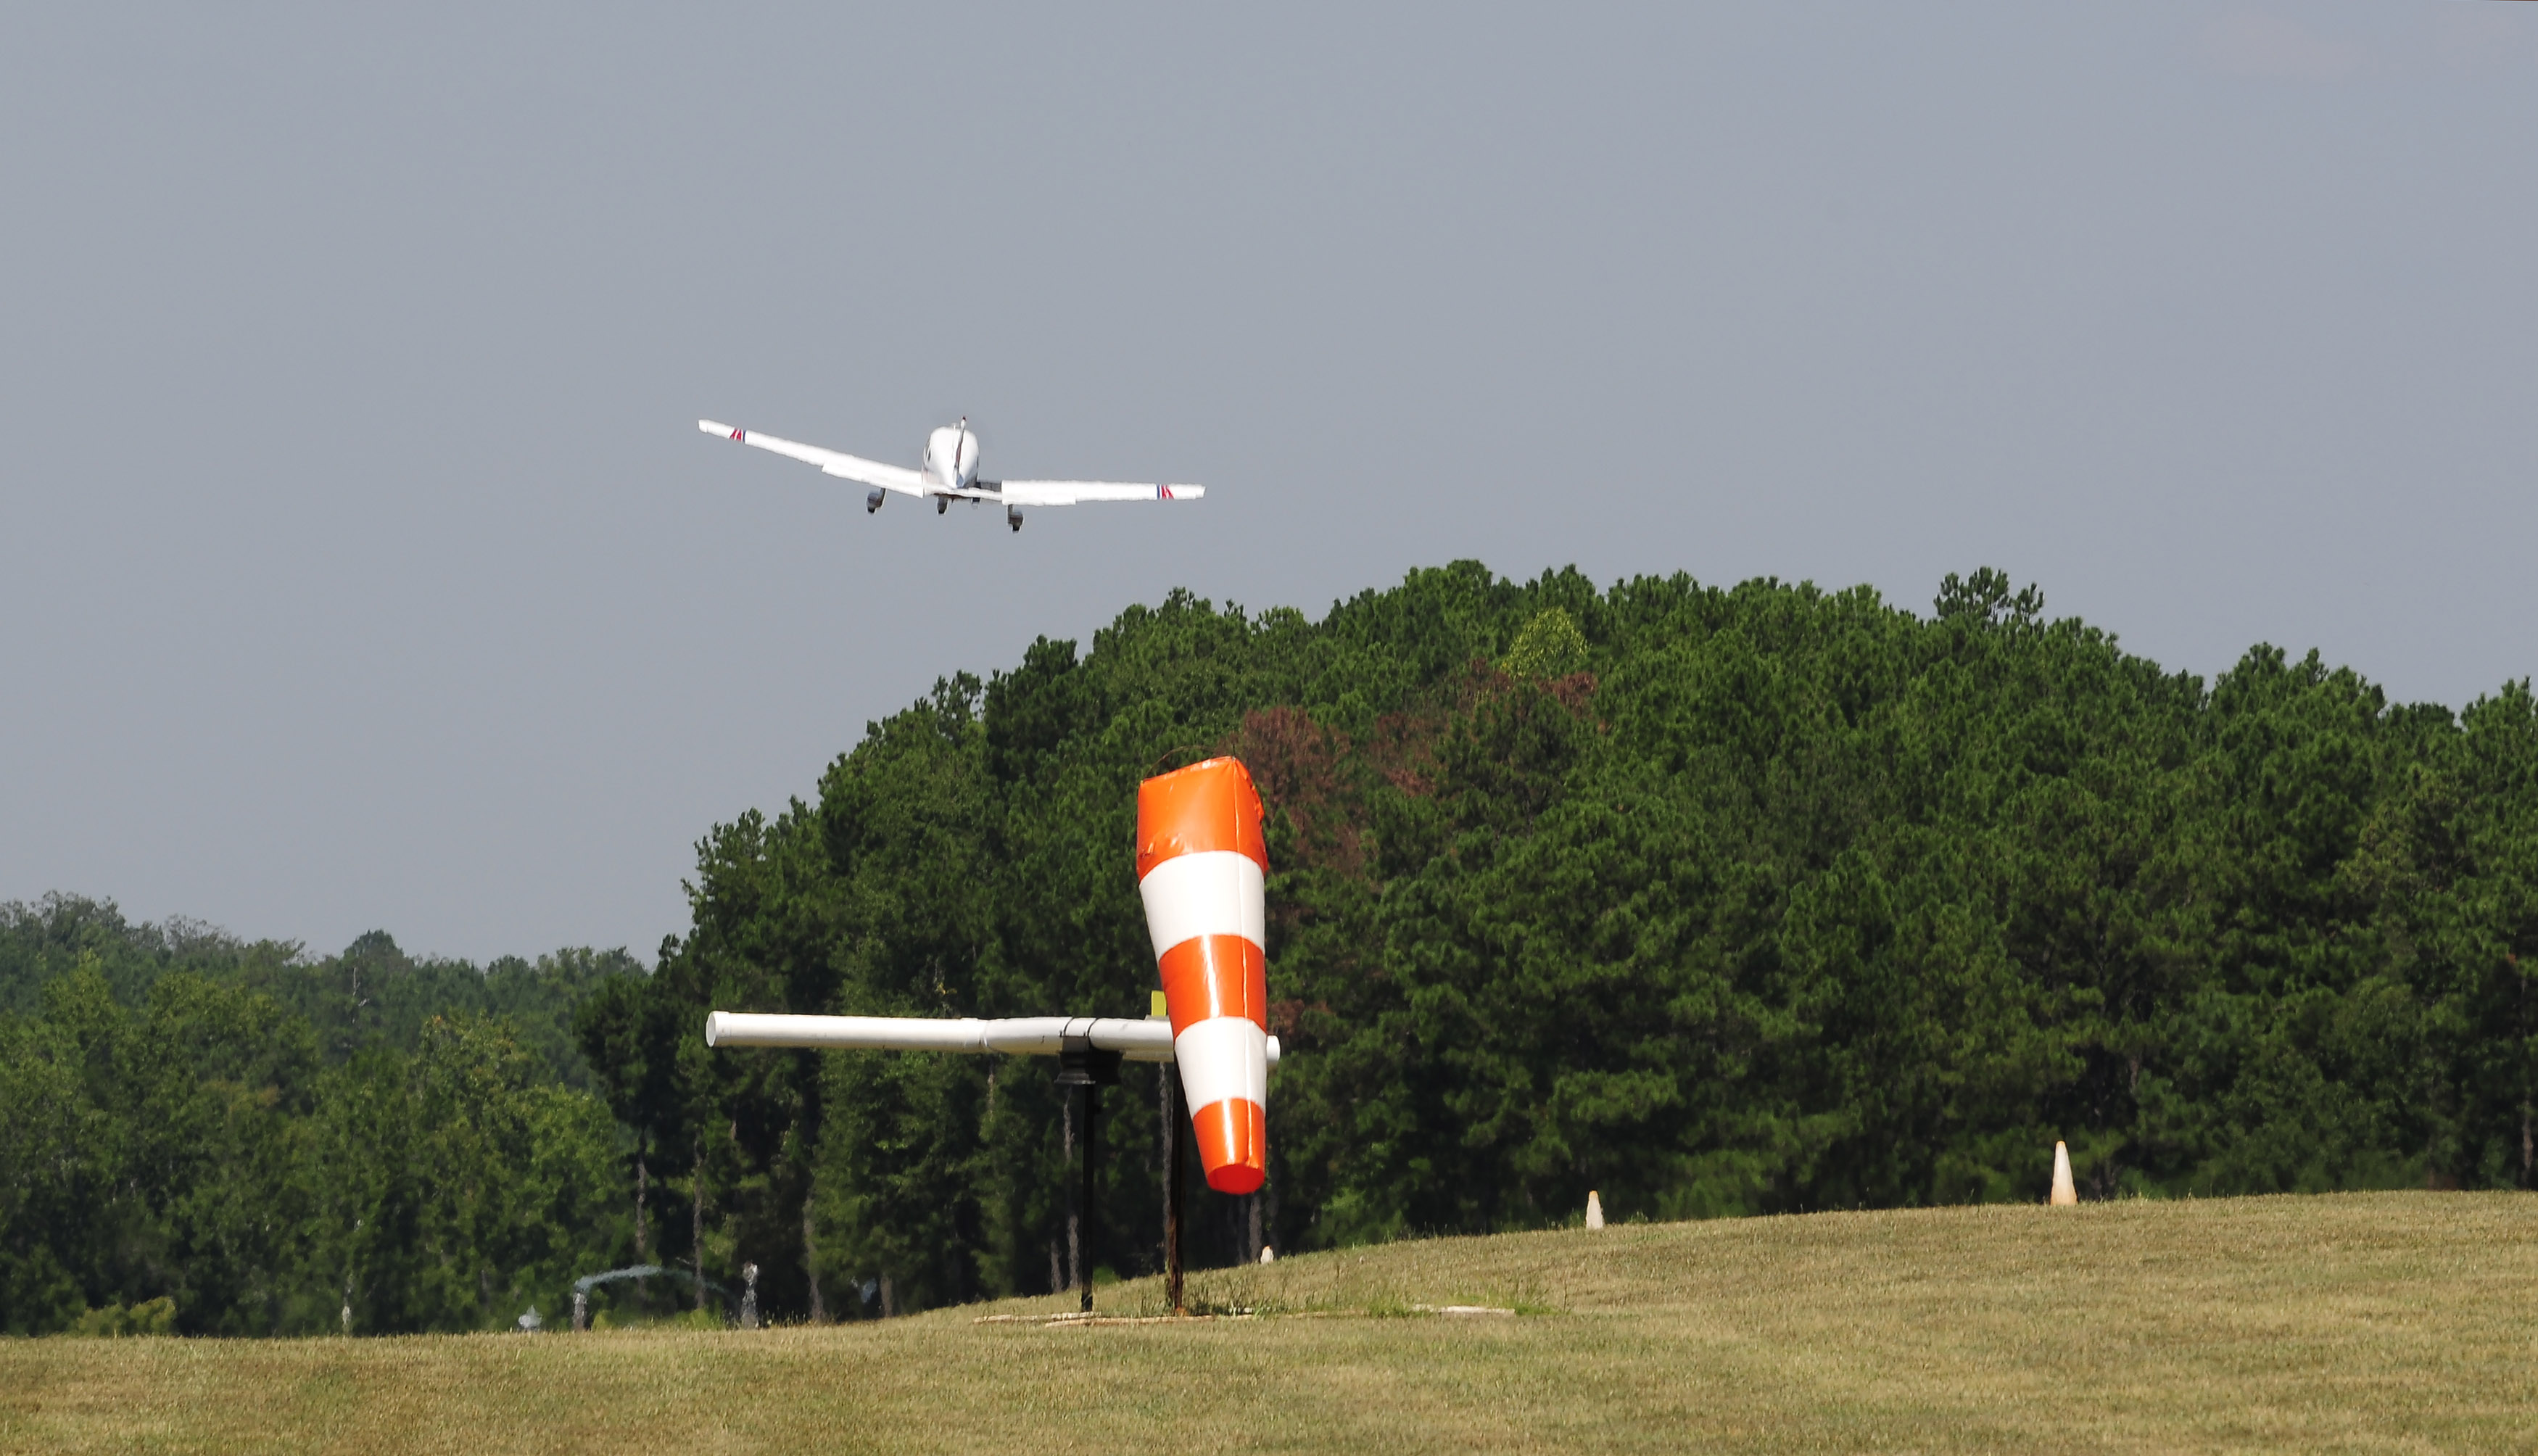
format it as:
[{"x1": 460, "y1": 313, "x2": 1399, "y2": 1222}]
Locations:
[{"x1": 5, "y1": 2, "x2": 2533, "y2": 964}]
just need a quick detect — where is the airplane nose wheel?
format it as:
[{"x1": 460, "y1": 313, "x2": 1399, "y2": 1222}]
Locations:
[
  {"x1": 1007, "y1": 508, "x2": 1023, "y2": 533},
  {"x1": 937, "y1": 497, "x2": 948, "y2": 516}
]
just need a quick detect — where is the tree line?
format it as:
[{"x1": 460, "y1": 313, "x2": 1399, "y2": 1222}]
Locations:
[
  {"x1": 0, "y1": 900, "x2": 637, "y2": 1334},
  {"x1": 5, "y1": 562, "x2": 2533, "y2": 1333}
]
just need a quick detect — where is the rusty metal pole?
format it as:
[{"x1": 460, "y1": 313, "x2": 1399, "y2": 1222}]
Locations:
[{"x1": 1163, "y1": 1067, "x2": 1186, "y2": 1315}]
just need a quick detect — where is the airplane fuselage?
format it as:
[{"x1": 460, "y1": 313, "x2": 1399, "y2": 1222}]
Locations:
[{"x1": 921, "y1": 423, "x2": 982, "y2": 492}]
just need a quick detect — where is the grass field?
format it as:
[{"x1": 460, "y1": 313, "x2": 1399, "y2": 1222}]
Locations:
[{"x1": 4, "y1": 1191, "x2": 2533, "y2": 1454}]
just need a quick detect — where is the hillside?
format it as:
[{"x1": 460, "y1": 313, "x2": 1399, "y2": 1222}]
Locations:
[
  {"x1": 5, "y1": 1192, "x2": 2530, "y2": 1454},
  {"x1": 628, "y1": 561, "x2": 2538, "y2": 1321}
]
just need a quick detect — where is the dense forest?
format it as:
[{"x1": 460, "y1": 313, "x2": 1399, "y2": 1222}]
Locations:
[
  {"x1": 0, "y1": 901, "x2": 634, "y2": 1334},
  {"x1": 6, "y1": 562, "x2": 2534, "y2": 1335}
]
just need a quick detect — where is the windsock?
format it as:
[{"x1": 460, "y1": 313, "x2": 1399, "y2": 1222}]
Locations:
[{"x1": 1138, "y1": 757, "x2": 1269, "y2": 1195}]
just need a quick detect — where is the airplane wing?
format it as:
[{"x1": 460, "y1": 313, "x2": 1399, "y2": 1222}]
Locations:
[
  {"x1": 996, "y1": 481, "x2": 1206, "y2": 506},
  {"x1": 697, "y1": 419, "x2": 928, "y2": 497}
]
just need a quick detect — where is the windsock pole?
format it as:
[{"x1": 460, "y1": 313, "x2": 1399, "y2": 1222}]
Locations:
[
  {"x1": 1078, "y1": 1077, "x2": 1099, "y2": 1312},
  {"x1": 1055, "y1": 1033, "x2": 1121, "y2": 1313},
  {"x1": 1164, "y1": 1051, "x2": 1186, "y2": 1314}
]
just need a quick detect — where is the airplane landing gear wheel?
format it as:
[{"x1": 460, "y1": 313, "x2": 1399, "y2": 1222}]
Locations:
[
  {"x1": 1007, "y1": 508, "x2": 1023, "y2": 533},
  {"x1": 937, "y1": 497, "x2": 948, "y2": 515}
]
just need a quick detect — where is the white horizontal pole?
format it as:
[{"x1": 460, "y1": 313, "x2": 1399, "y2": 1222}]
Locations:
[{"x1": 703, "y1": 1012, "x2": 1281, "y2": 1067}]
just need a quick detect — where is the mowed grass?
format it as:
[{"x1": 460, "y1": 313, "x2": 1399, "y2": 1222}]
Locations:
[{"x1": 5, "y1": 1191, "x2": 2534, "y2": 1455}]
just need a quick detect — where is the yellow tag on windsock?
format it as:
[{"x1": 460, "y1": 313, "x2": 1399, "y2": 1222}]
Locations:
[{"x1": 1151, "y1": 990, "x2": 1170, "y2": 1019}]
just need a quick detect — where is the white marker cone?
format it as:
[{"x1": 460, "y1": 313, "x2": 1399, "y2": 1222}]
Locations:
[
  {"x1": 1585, "y1": 1190, "x2": 1605, "y2": 1230},
  {"x1": 2050, "y1": 1141, "x2": 2078, "y2": 1206},
  {"x1": 1260, "y1": 1246, "x2": 1276, "y2": 1265}
]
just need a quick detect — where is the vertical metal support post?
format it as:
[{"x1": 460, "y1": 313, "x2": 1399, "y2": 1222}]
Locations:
[
  {"x1": 1057, "y1": 1038, "x2": 1123, "y2": 1315},
  {"x1": 1062, "y1": 1091, "x2": 1080, "y2": 1295},
  {"x1": 1163, "y1": 1067, "x2": 1186, "y2": 1315},
  {"x1": 1079, "y1": 1080, "x2": 1099, "y2": 1314}
]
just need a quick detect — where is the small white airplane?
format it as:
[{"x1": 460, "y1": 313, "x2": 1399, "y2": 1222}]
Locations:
[{"x1": 695, "y1": 416, "x2": 1202, "y2": 532}]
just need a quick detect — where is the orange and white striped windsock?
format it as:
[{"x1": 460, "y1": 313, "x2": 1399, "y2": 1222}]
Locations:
[{"x1": 1137, "y1": 757, "x2": 1269, "y2": 1195}]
